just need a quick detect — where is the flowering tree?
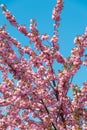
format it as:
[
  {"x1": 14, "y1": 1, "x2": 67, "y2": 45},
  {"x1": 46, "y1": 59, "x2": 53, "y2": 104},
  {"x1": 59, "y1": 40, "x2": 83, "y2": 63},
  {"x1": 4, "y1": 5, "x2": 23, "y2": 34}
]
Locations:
[{"x1": 0, "y1": 0, "x2": 87, "y2": 129}]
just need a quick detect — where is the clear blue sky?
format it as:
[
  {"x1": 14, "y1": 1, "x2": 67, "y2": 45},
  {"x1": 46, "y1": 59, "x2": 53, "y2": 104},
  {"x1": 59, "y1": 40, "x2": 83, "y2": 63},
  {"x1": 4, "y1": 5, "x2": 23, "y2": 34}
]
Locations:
[{"x1": 0, "y1": 0, "x2": 87, "y2": 87}]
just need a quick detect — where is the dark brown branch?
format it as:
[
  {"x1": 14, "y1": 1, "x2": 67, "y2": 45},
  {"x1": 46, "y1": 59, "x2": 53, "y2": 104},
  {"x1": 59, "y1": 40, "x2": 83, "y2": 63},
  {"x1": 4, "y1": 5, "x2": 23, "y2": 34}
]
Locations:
[{"x1": 40, "y1": 99, "x2": 57, "y2": 130}]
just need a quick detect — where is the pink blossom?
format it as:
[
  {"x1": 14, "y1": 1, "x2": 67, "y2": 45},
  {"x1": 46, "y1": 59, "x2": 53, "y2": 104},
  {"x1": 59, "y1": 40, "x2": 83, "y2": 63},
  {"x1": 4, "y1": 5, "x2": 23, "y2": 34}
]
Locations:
[
  {"x1": 41, "y1": 34, "x2": 49, "y2": 40},
  {"x1": 83, "y1": 60, "x2": 87, "y2": 66},
  {"x1": 0, "y1": 0, "x2": 87, "y2": 129},
  {"x1": 17, "y1": 25, "x2": 28, "y2": 35},
  {"x1": 50, "y1": 35, "x2": 59, "y2": 43}
]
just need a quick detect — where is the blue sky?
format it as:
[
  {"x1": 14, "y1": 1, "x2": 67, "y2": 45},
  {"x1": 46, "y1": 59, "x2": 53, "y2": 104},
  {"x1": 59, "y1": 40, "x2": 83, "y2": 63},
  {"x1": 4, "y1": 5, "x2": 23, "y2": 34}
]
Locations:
[{"x1": 0, "y1": 0, "x2": 87, "y2": 87}]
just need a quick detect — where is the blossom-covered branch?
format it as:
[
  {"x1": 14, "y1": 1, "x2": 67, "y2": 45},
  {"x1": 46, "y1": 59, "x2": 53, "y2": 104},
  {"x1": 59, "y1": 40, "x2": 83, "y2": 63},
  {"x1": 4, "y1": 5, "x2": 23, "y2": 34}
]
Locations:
[{"x1": 0, "y1": 0, "x2": 87, "y2": 129}]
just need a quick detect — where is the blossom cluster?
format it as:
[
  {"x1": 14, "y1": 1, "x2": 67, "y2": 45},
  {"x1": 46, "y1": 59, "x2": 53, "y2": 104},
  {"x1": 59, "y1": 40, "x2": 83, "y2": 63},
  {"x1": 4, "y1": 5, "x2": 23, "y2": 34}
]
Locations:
[{"x1": 0, "y1": 0, "x2": 87, "y2": 130}]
